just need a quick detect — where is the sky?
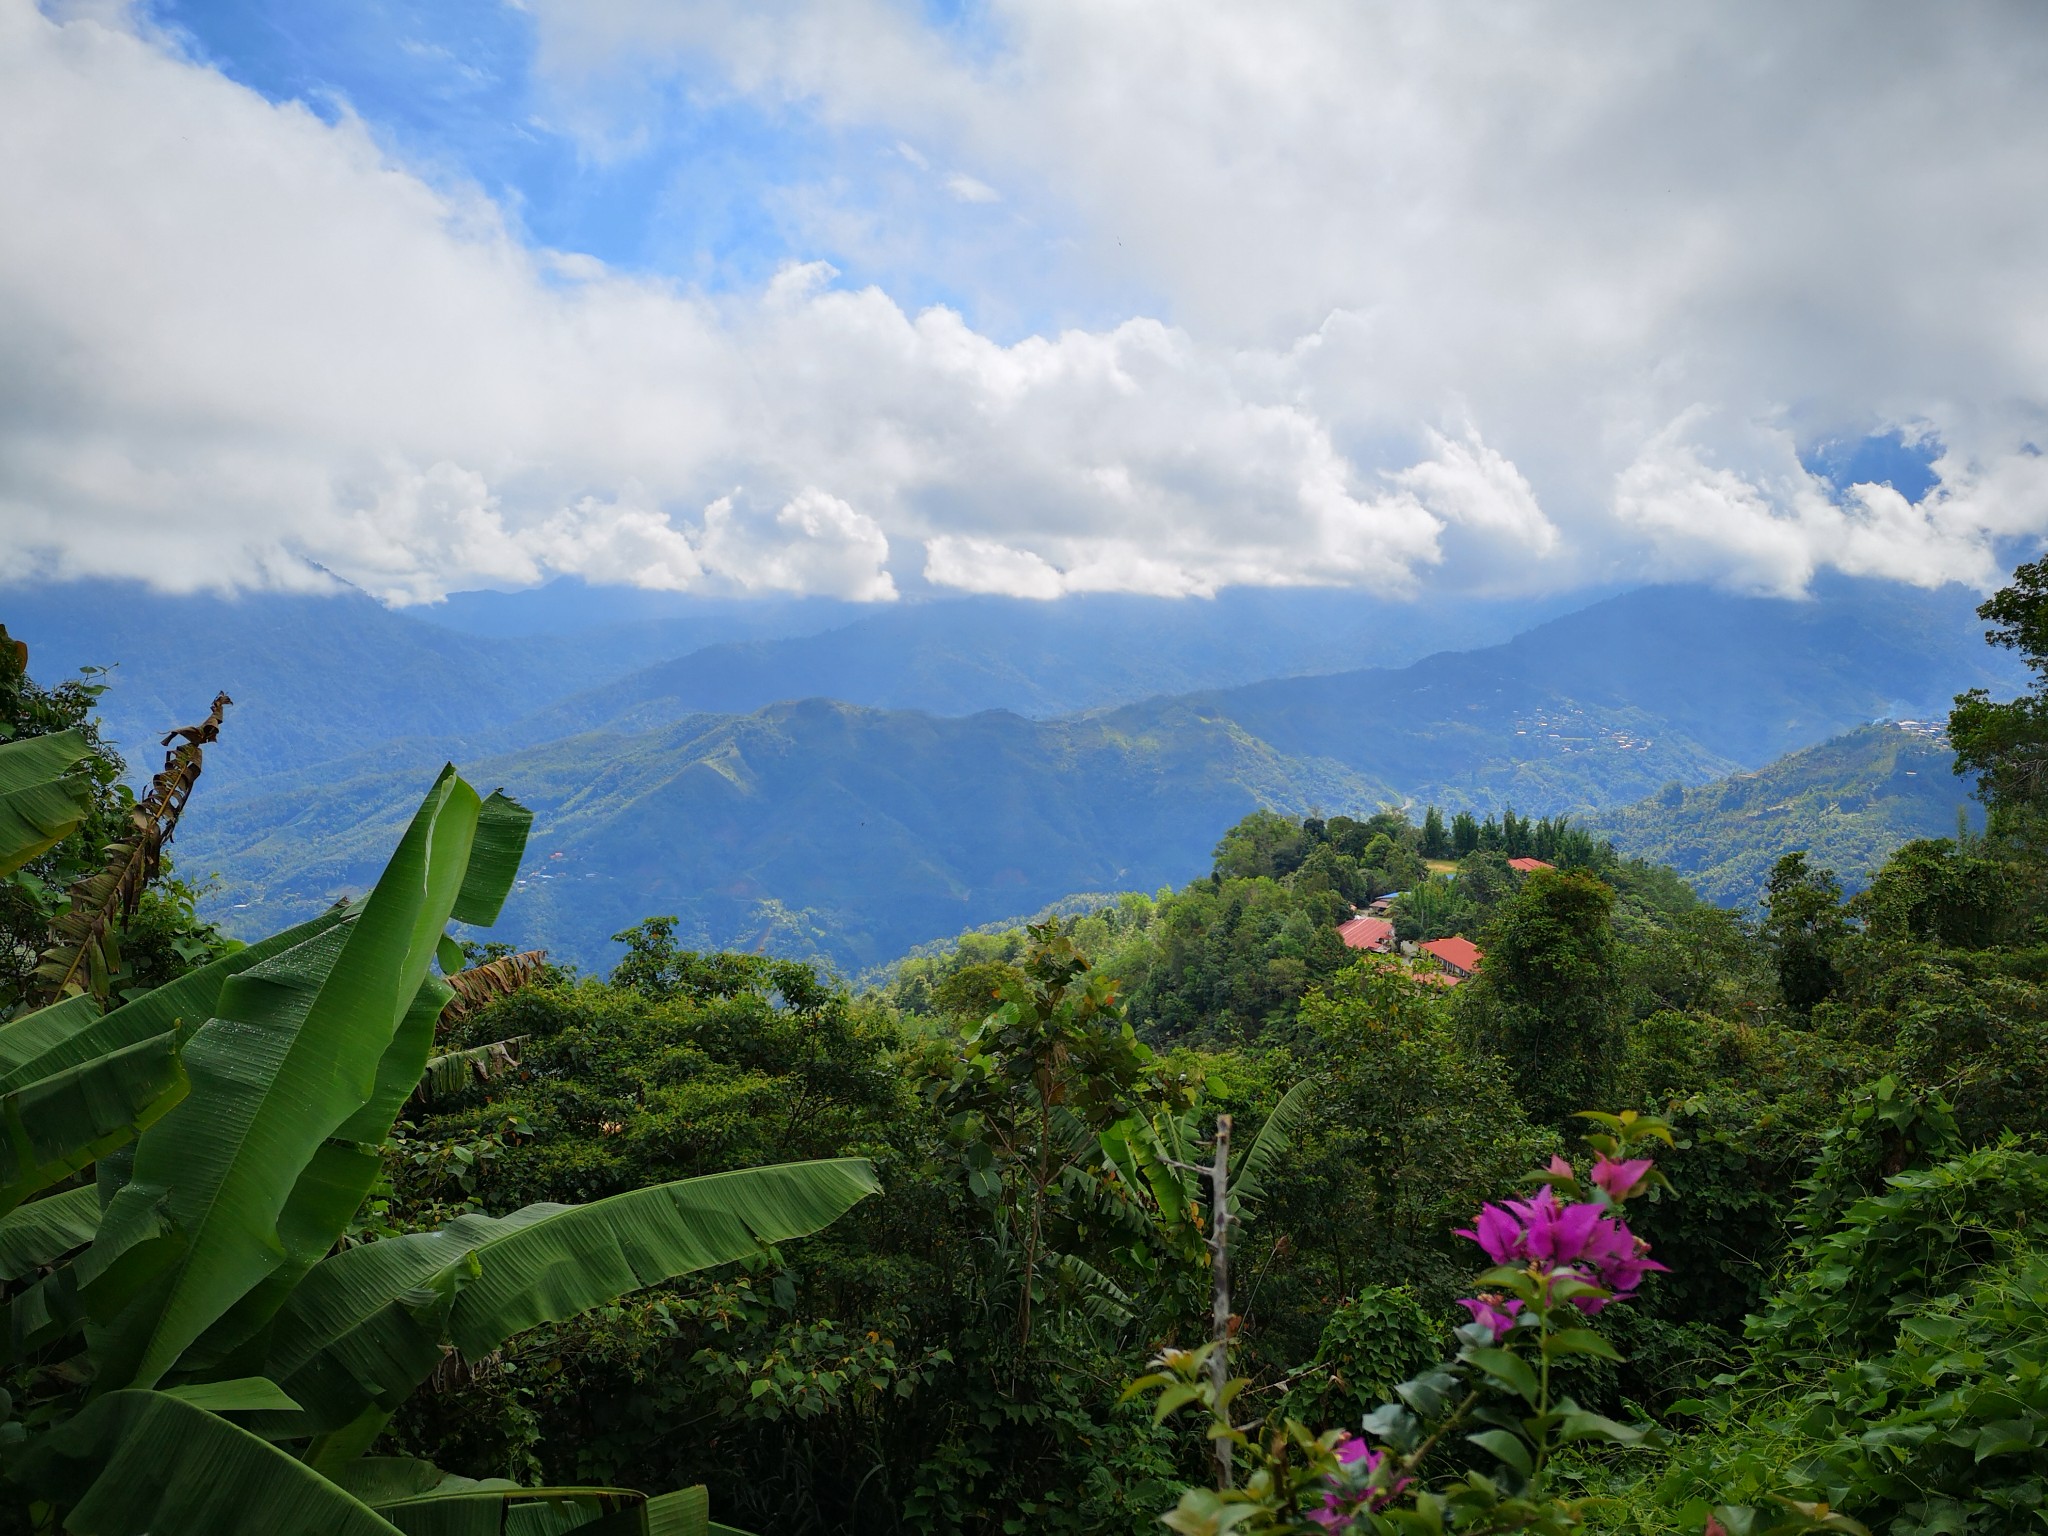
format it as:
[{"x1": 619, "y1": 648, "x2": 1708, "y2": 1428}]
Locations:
[{"x1": 2, "y1": 0, "x2": 2046, "y2": 607}]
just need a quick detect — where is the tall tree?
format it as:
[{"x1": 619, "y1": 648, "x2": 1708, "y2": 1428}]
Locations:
[
  {"x1": 1951, "y1": 555, "x2": 2048, "y2": 839},
  {"x1": 1762, "y1": 851, "x2": 1848, "y2": 1014},
  {"x1": 1463, "y1": 868, "x2": 1623, "y2": 1125},
  {"x1": 1421, "y1": 805, "x2": 1449, "y2": 859}
]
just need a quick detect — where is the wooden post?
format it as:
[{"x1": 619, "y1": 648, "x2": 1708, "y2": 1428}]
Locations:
[{"x1": 1209, "y1": 1113, "x2": 1234, "y2": 1490}]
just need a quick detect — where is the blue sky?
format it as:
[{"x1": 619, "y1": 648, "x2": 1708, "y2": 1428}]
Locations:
[
  {"x1": 146, "y1": 0, "x2": 1126, "y2": 340},
  {"x1": 3, "y1": 1, "x2": 2044, "y2": 605}
]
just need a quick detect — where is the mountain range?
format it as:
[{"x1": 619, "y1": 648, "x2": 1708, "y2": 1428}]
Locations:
[
  {"x1": 19, "y1": 573, "x2": 2006, "y2": 973},
  {"x1": 1597, "y1": 721, "x2": 1977, "y2": 907}
]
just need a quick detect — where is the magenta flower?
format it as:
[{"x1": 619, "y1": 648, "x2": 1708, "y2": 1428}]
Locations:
[
  {"x1": 1455, "y1": 1199, "x2": 1528, "y2": 1266},
  {"x1": 1309, "y1": 1439, "x2": 1411, "y2": 1527},
  {"x1": 1545, "y1": 1154, "x2": 1577, "y2": 1182},
  {"x1": 1590, "y1": 1155, "x2": 1655, "y2": 1202},
  {"x1": 1519, "y1": 1187, "x2": 1605, "y2": 1266},
  {"x1": 1457, "y1": 1185, "x2": 1666, "y2": 1312},
  {"x1": 1457, "y1": 1295, "x2": 1525, "y2": 1340}
]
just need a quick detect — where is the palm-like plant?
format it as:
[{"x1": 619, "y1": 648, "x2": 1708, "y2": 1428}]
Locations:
[{"x1": 0, "y1": 764, "x2": 879, "y2": 1534}]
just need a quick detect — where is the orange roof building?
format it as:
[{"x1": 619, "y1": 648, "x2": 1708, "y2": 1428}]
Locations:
[
  {"x1": 1420, "y1": 936, "x2": 1482, "y2": 979},
  {"x1": 1338, "y1": 914, "x2": 1396, "y2": 952},
  {"x1": 1507, "y1": 857, "x2": 1553, "y2": 873}
]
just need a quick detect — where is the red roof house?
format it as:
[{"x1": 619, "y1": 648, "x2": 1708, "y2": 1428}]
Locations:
[
  {"x1": 1420, "y1": 936, "x2": 1483, "y2": 979},
  {"x1": 1338, "y1": 915, "x2": 1396, "y2": 952},
  {"x1": 1507, "y1": 857, "x2": 1553, "y2": 873}
]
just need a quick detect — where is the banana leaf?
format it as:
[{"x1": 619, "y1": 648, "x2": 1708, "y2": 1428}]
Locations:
[
  {"x1": 1227, "y1": 1077, "x2": 1318, "y2": 1219},
  {"x1": 12, "y1": 1386, "x2": 404, "y2": 1535},
  {"x1": 0, "y1": 728, "x2": 94, "y2": 876},
  {"x1": 0, "y1": 1030, "x2": 187, "y2": 1216},
  {"x1": 158, "y1": 1375, "x2": 305, "y2": 1414},
  {"x1": 414, "y1": 1035, "x2": 527, "y2": 1107},
  {"x1": 376, "y1": 1487, "x2": 643, "y2": 1536},
  {"x1": 645, "y1": 1488, "x2": 708, "y2": 1536},
  {"x1": 329, "y1": 1458, "x2": 519, "y2": 1506},
  {"x1": 81, "y1": 767, "x2": 485, "y2": 1391},
  {"x1": 0, "y1": 1182, "x2": 99, "y2": 1280},
  {"x1": 179, "y1": 974, "x2": 454, "y2": 1375},
  {"x1": 267, "y1": 1158, "x2": 880, "y2": 1430},
  {"x1": 449, "y1": 791, "x2": 532, "y2": 927},
  {"x1": 0, "y1": 905, "x2": 355, "y2": 1096}
]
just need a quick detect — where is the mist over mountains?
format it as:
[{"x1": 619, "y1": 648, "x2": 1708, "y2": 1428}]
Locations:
[{"x1": 8, "y1": 574, "x2": 2010, "y2": 974}]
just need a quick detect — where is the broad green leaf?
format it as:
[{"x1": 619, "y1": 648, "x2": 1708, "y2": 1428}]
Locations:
[
  {"x1": 330, "y1": 1458, "x2": 518, "y2": 1508},
  {"x1": 1227, "y1": 1077, "x2": 1316, "y2": 1217},
  {"x1": 305, "y1": 1404, "x2": 399, "y2": 1480},
  {"x1": 0, "y1": 1183, "x2": 99, "y2": 1280},
  {"x1": 182, "y1": 975, "x2": 454, "y2": 1376},
  {"x1": 1541, "y1": 1327, "x2": 1622, "y2": 1362},
  {"x1": 1463, "y1": 1346, "x2": 1539, "y2": 1404},
  {"x1": 376, "y1": 1488, "x2": 640, "y2": 1536},
  {"x1": 82, "y1": 767, "x2": 484, "y2": 1390},
  {"x1": 1466, "y1": 1428, "x2": 1532, "y2": 1478},
  {"x1": 269, "y1": 1158, "x2": 880, "y2": 1431},
  {"x1": 1555, "y1": 1407, "x2": 1646, "y2": 1444},
  {"x1": 0, "y1": 1030, "x2": 187, "y2": 1216},
  {"x1": 1974, "y1": 1418, "x2": 2035, "y2": 1460},
  {"x1": 0, "y1": 995, "x2": 102, "y2": 1087},
  {"x1": 449, "y1": 790, "x2": 533, "y2": 927},
  {"x1": 13, "y1": 1386, "x2": 403, "y2": 1535},
  {"x1": 159, "y1": 1375, "x2": 304, "y2": 1414},
  {"x1": 647, "y1": 1487, "x2": 709, "y2": 1536},
  {"x1": 9, "y1": 1259, "x2": 83, "y2": 1359},
  {"x1": 0, "y1": 906, "x2": 354, "y2": 1096},
  {"x1": 0, "y1": 728, "x2": 93, "y2": 876}
]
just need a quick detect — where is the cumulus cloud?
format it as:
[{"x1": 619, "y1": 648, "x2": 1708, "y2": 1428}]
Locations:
[
  {"x1": 4, "y1": 1, "x2": 2048, "y2": 604},
  {"x1": 698, "y1": 489, "x2": 899, "y2": 601}
]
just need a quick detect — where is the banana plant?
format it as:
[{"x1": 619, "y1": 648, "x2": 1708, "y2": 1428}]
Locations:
[
  {"x1": 1099, "y1": 1077, "x2": 1318, "y2": 1286},
  {"x1": 0, "y1": 728, "x2": 95, "y2": 879},
  {"x1": 0, "y1": 764, "x2": 881, "y2": 1535}
]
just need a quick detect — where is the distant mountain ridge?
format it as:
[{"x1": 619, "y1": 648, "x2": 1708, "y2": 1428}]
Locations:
[
  {"x1": 3, "y1": 578, "x2": 1573, "y2": 796},
  {"x1": 141, "y1": 575, "x2": 2023, "y2": 973},
  {"x1": 1598, "y1": 722, "x2": 1977, "y2": 907}
]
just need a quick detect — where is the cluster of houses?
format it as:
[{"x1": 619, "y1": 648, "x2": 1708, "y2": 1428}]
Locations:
[{"x1": 1335, "y1": 857, "x2": 1554, "y2": 985}]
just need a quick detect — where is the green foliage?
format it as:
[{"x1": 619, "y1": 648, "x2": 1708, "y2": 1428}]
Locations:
[
  {"x1": 1462, "y1": 871, "x2": 1624, "y2": 1127},
  {"x1": 1599, "y1": 724, "x2": 1977, "y2": 910},
  {"x1": 0, "y1": 763, "x2": 874, "y2": 1536},
  {"x1": 1762, "y1": 853, "x2": 1848, "y2": 1016}
]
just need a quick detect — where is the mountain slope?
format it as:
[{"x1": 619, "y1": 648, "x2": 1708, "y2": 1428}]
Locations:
[
  {"x1": 179, "y1": 699, "x2": 1391, "y2": 973},
  {"x1": 1152, "y1": 577, "x2": 2014, "y2": 804},
  {"x1": 1599, "y1": 723, "x2": 1977, "y2": 907},
  {"x1": 512, "y1": 586, "x2": 1581, "y2": 735}
]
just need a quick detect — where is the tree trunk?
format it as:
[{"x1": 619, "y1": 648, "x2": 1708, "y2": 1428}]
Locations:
[{"x1": 1209, "y1": 1113, "x2": 1234, "y2": 1490}]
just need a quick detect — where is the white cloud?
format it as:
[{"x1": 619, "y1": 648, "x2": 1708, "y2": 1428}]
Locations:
[
  {"x1": 699, "y1": 488, "x2": 899, "y2": 601},
  {"x1": 923, "y1": 536, "x2": 1065, "y2": 600},
  {"x1": 4, "y1": 1, "x2": 2048, "y2": 605},
  {"x1": 1612, "y1": 412, "x2": 2040, "y2": 596},
  {"x1": 943, "y1": 172, "x2": 999, "y2": 204}
]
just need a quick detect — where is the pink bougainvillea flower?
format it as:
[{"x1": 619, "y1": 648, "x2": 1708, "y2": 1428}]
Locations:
[
  {"x1": 1455, "y1": 1200, "x2": 1528, "y2": 1266},
  {"x1": 1590, "y1": 1155, "x2": 1655, "y2": 1201},
  {"x1": 1584, "y1": 1217, "x2": 1669, "y2": 1297},
  {"x1": 1517, "y1": 1186, "x2": 1605, "y2": 1266},
  {"x1": 1546, "y1": 1154, "x2": 1577, "y2": 1182},
  {"x1": 1309, "y1": 1439, "x2": 1413, "y2": 1526},
  {"x1": 1457, "y1": 1186, "x2": 1668, "y2": 1317},
  {"x1": 1457, "y1": 1295, "x2": 1525, "y2": 1340}
]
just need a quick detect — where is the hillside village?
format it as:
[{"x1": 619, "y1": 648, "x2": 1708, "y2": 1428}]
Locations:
[{"x1": 1335, "y1": 855, "x2": 1555, "y2": 983}]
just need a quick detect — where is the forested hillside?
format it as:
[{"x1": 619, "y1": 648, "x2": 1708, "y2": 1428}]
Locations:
[
  {"x1": 13, "y1": 561, "x2": 2048, "y2": 1535},
  {"x1": 1600, "y1": 722, "x2": 1978, "y2": 906},
  {"x1": 149, "y1": 577, "x2": 2019, "y2": 972}
]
